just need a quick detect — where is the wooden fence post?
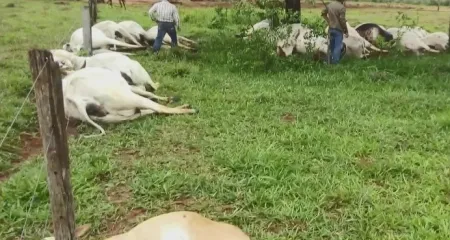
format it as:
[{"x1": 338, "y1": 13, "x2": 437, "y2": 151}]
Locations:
[
  {"x1": 28, "y1": 49, "x2": 76, "y2": 240},
  {"x1": 89, "y1": 0, "x2": 97, "y2": 26},
  {"x1": 82, "y1": 6, "x2": 93, "y2": 56}
]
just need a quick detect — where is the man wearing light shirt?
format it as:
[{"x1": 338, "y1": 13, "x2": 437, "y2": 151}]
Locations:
[{"x1": 148, "y1": 0, "x2": 180, "y2": 53}]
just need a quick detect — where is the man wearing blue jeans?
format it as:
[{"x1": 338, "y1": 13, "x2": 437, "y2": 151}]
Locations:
[
  {"x1": 148, "y1": 0, "x2": 180, "y2": 53},
  {"x1": 321, "y1": 0, "x2": 348, "y2": 64}
]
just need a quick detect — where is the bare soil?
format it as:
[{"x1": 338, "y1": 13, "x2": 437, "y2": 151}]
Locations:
[{"x1": 0, "y1": 120, "x2": 79, "y2": 182}]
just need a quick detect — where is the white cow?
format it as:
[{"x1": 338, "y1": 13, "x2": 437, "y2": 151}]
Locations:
[
  {"x1": 51, "y1": 49, "x2": 161, "y2": 94},
  {"x1": 63, "y1": 27, "x2": 142, "y2": 54},
  {"x1": 387, "y1": 27, "x2": 439, "y2": 55},
  {"x1": 422, "y1": 32, "x2": 449, "y2": 51},
  {"x1": 60, "y1": 68, "x2": 197, "y2": 137},
  {"x1": 93, "y1": 20, "x2": 143, "y2": 46}
]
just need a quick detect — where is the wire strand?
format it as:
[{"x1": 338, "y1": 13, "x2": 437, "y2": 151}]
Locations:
[
  {"x1": 13, "y1": 19, "x2": 80, "y2": 239},
  {"x1": 0, "y1": 19, "x2": 79, "y2": 150}
]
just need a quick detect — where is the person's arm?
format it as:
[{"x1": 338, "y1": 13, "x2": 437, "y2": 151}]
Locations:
[
  {"x1": 338, "y1": 7, "x2": 348, "y2": 35},
  {"x1": 173, "y1": 7, "x2": 180, "y2": 29},
  {"x1": 321, "y1": 7, "x2": 329, "y2": 24},
  {"x1": 148, "y1": 4, "x2": 157, "y2": 20}
]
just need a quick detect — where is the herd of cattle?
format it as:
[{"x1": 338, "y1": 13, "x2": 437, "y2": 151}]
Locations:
[
  {"x1": 238, "y1": 18, "x2": 448, "y2": 60},
  {"x1": 48, "y1": 17, "x2": 448, "y2": 137},
  {"x1": 39, "y1": 15, "x2": 447, "y2": 240}
]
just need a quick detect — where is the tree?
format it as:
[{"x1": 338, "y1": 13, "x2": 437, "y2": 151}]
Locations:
[{"x1": 285, "y1": 0, "x2": 301, "y2": 23}]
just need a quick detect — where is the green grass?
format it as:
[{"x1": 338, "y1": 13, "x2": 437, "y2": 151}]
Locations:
[{"x1": 1, "y1": 0, "x2": 450, "y2": 239}]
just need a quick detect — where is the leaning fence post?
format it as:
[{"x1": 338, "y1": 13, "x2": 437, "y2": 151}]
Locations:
[
  {"x1": 82, "y1": 6, "x2": 93, "y2": 56},
  {"x1": 28, "y1": 49, "x2": 76, "y2": 240}
]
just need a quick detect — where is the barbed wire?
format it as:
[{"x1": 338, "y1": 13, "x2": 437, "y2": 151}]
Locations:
[
  {"x1": 0, "y1": 20, "x2": 79, "y2": 151},
  {"x1": 0, "y1": 19, "x2": 82, "y2": 239}
]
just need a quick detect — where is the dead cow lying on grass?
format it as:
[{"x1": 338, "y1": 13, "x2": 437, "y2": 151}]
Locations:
[
  {"x1": 50, "y1": 49, "x2": 164, "y2": 99},
  {"x1": 386, "y1": 27, "x2": 441, "y2": 55},
  {"x1": 94, "y1": 20, "x2": 142, "y2": 46},
  {"x1": 43, "y1": 211, "x2": 250, "y2": 240},
  {"x1": 60, "y1": 67, "x2": 197, "y2": 137},
  {"x1": 63, "y1": 27, "x2": 142, "y2": 54}
]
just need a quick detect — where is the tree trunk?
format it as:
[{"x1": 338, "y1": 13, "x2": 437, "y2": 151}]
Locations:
[{"x1": 285, "y1": 0, "x2": 301, "y2": 23}]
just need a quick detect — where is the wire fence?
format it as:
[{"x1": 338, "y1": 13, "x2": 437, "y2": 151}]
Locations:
[{"x1": 1, "y1": 19, "x2": 81, "y2": 239}]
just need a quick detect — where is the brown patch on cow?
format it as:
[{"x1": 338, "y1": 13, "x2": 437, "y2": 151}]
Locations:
[
  {"x1": 281, "y1": 112, "x2": 296, "y2": 123},
  {"x1": 266, "y1": 218, "x2": 308, "y2": 233},
  {"x1": 106, "y1": 184, "x2": 132, "y2": 204}
]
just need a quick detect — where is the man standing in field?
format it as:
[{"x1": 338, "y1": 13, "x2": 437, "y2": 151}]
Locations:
[
  {"x1": 321, "y1": 0, "x2": 348, "y2": 64},
  {"x1": 148, "y1": 0, "x2": 180, "y2": 53}
]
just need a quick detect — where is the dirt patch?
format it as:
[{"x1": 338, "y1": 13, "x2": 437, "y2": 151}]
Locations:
[
  {"x1": 266, "y1": 218, "x2": 308, "y2": 233},
  {"x1": 170, "y1": 141, "x2": 201, "y2": 154},
  {"x1": 281, "y1": 112, "x2": 296, "y2": 123},
  {"x1": 102, "y1": 183, "x2": 144, "y2": 237},
  {"x1": 321, "y1": 194, "x2": 351, "y2": 220},
  {"x1": 354, "y1": 152, "x2": 374, "y2": 168},
  {"x1": 106, "y1": 184, "x2": 132, "y2": 204},
  {"x1": 104, "y1": 207, "x2": 147, "y2": 237},
  {"x1": 113, "y1": 148, "x2": 141, "y2": 161},
  {"x1": 0, "y1": 121, "x2": 79, "y2": 182},
  {"x1": 19, "y1": 132, "x2": 43, "y2": 160}
]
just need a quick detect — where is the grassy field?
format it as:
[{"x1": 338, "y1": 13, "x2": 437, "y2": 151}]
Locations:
[{"x1": 1, "y1": 0, "x2": 450, "y2": 239}]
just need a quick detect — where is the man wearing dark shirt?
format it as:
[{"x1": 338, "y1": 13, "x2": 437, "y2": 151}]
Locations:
[{"x1": 321, "y1": 0, "x2": 348, "y2": 64}]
